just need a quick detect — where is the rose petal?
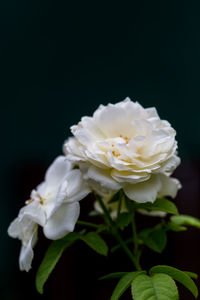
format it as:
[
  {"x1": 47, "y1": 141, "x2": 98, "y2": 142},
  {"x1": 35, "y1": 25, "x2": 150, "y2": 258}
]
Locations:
[
  {"x1": 19, "y1": 227, "x2": 38, "y2": 272},
  {"x1": 123, "y1": 174, "x2": 162, "y2": 203},
  {"x1": 158, "y1": 173, "x2": 181, "y2": 198},
  {"x1": 86, "y1": 166, "x2": 121, "y2": 191},
  {"x1": 44, "y1": 156, "x2": 72, "y2": 188},
  {"x1": 43, "y1": 202, "x2": 80, "y2": 240},
  {"x1": 19, "y1": 201, "x2": 46, "y2": 227}
]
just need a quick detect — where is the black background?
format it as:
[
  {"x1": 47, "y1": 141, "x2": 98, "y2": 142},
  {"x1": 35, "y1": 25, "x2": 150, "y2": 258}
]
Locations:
[{"x1": 1, "y1": 1, "x2": 200, "y2": 299}]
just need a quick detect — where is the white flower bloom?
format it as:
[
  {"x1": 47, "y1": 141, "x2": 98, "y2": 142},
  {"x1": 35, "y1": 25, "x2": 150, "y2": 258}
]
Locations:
[
  {"x1": 8, "y1": 156, "x2": 90, "y2": 271},
  {"x1": 64, "y1": 98, "x2": 181, "y2": 203}
]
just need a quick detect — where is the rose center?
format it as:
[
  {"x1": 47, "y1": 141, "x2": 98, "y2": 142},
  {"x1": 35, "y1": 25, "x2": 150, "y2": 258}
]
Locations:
[
  {"x1": 26, "y1": 193, "x2": 45, "y2": 205},
  {"x1": 119, "y1": 134, "x2": 130, "y2": 144}
]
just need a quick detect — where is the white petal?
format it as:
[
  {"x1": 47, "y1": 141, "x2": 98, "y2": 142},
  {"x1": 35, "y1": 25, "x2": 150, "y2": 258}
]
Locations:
[
  {"x1": 47, "y1": 170, "x2": 90, "y2": 219},
  {"x1": 64, "y1": 185, "x2": 90, "y2": 203},
  {"x1": 137, "y1": 209, "x2": 167, "y2": 217},
  {"x1": 86, "y1": 166, "x2": 121, "y2": 191},
  {"x1": 93, "y1": 102, "x2": 136, "y2": 138},
  {"x1": 8, "y1": 217, "x2": 21, "y2": 238},
  {"x1": 123, "y1": 174, "x2": 162, "y2": 203},
  {"x1": 64, "y1": 137, "x2": 86, "y2": 162},
  {"x1": 111, "y1": 169, "x2": 150, "y2": 183},
  {"x1": 43, "y1": 202, "x2": 80, "y2": 240},
  {"x1": 71, "y1": 116, "x2": 104, "y2": 147},
  {"x1": 65, "y1": 169, "x2": 84, "y2": 197},
  {"x1": 63, "y1": 169, "x2": 90, "y2": 202},
  {"x1": 19, "y1": 201, "x2": 46, "y2": 227},
  {"x1": 158, "y1": 173, "x2": 181, "y2": 198},
  {"x1": 45, "y1": 156, "x2": 72, "y2": 188},
  {"x1": 19, "y1": 227, "x2": 38, "y2": 272},
  {"x1": 145, "y1": 107, "x2": 159, "y2": 119},
  {"x1": 158, "y1": 154, "x2": 181, "y2": 174}
]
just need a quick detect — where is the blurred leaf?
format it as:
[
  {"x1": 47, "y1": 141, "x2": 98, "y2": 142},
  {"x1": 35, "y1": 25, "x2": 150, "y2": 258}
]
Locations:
[
  {"x1": 137, "y1": 198, "x2": 178, "y2": 215},
  {"x1": 124, "y1": 196, "x2": 136, "y2": 212},
  {"x1": 108, "y1": 190, "x2": 123, "y2": 204},
  {"x1": 89, "y1": 210, "x2": 101, "y2": 216},
  {"x1": 131, "y1": 273, "x2": 178, "y2": 300},
  {"x1": 96, "y1": 224, "x2": 108, "y2": 233},
  {"x1": 99, "y1": 272, "x2": 127, "y2": 280},
  {"x1": 184, "y1": 271, "x2": 198, "y2": 280},
  {"x1": 80, "y1": 232, "x2": 108, "y2": 256},
  {"x1": 110, "y1": 271, "x2": 146, "y2": 300},
  {"x1": 36, "y1": 232, "x2": 78, "y2": 294},
  {"x1": 117, "y1": 212, "x2": 133, "y2": 230},
  {"x1": 170, "y1": 215, "x2": 200, "y2": 228},
  {"x1": 150, "y1": 265, "x2": 198, "y2": 298},
  {"x1": 139, "y1": 227, "x2": 167, "y2": 253},
  {"x1": 166, "y1": 222, "x2": 187, "y2": 232}
]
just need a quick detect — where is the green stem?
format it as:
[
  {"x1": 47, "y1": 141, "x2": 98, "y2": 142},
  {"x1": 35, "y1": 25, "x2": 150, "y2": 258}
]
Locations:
[
  {"x1": 132, "y1": 211, "x2": 141, "y2": 270},
  {"x1": 111, "y1": 238, "x2": 133, "y2": 253},
  {"x1": 132, "y1": 211, "x2": 141, "y2": 269},
  {"x1": 96, "y1": 194, "x2": 141, "y2": 270},
  {"x1": 117, "y1": 198, "x2": 122, "y2": 218},
  {"x1": 77, "y1": 220, "x2": 99, "y2": 229}
]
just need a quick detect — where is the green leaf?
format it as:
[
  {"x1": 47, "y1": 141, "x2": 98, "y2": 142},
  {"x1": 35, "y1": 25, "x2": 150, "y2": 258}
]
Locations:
[
  {"x1": 150, "y1": 265, "x2": 198, "y2": 298},
  {"x1": 36, "y1": 232, "x2": 78, "y2": 294},
  {"x1": 131, "y1": 273, "x2": 179, "y2": 300},
  {"x1": 117, "y1": 212, "x2": 133, "y2": 230},
  {"x1": 96, "y1": 224, "x2": 109, "y2": 233},
  {"x1": 99, "y1": 272, "x2": 127, "y2": 280},
  {"x1": 137, "y1": 198, "x2": 178, "y2": 215},
  {"x1": 124, "y1": 196, "x2": 136, "y2": 212},
  {"x1": 88, "y1": 210, "x2": 101, "y2": 216},
  {"x1": 80, "y1": 232, "x2": 108, "y2": 256},
  {"x1": 170, "y1": 215, "x2": 200, "y2": 228},
  {"x1": 110, "y1": 271, "x2": 146, "y2": 300},
  {"x1": 139, "y1": 227, "x2": 167, "y2": 253},
  {"x1": 108, "y1": 190, "x2": 123, "y2": 204},
  {"x1": 166, "y1": 222, "x2": 187, "y2": 232},
  {"x1": 184, "y1": 271, "x2": 198, "y2": 280}
]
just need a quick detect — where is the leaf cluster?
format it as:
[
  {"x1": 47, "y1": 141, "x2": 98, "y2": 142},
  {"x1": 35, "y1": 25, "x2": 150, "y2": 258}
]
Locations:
[
  {"x1": 102, "y1": 265, "x2": 198, "y2": 299},
  {"x1": 36, "y1": 230, "x2": 108, "y2": 294},
  {"x1": 35, "y1": 194, "x2": 200, "y2": 299}
]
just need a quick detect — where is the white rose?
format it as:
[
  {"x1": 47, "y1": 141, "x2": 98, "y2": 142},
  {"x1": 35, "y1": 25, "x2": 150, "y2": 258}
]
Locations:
[
  {"x1": 64, "y1": 98, "x2": 181, "y2": 203},
  {"x1": 8, "y1": 156, "x2": 90, "y2": 271}
]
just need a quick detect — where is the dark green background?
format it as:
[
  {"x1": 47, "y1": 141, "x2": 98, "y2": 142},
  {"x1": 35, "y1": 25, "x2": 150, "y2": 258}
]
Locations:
[{"x1": 1, "y1": 1, "x2": 200, "y2": 299}]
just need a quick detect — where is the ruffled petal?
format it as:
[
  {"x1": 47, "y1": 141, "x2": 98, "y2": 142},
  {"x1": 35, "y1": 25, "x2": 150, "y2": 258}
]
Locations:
[
  {"x1": 43, "y1": 202, "x2": 80, "y2": 240},
  {"x1": 19, "y1": 227, "x2": 38, "y2": 272},
  {"x1": 158, "y1": 154, "x2": 181, "y2": 174},
  {"x1": 65, "y1": 169, "x2": 85, "y2": 197},
  {"x1": 8, "y1": 217, "x2": 21, "y2": 238},
  {"x1": 44, "y1": 156, "x2": 72, "y2": 188},
  {"x1": 19, "y1": 201, "x2": 46, "y2": 227},
  {"x1": 86, "y1": 166, "x2": 121, "y2": 191},
  {"x1": 158, "y1": 173, "x2": 181, "y2": 198},
  {"x1": 123, "y1": 174, "x2": 162, "y2": 203}
]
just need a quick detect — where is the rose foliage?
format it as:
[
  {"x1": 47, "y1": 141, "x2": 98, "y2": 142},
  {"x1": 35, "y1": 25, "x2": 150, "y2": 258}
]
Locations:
[{"x1": 8, "y1": 98, "x2": 200, "y2": 299}]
